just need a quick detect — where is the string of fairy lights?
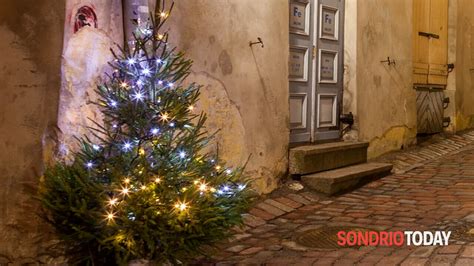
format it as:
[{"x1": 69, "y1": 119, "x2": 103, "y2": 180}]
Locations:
[{"x1": 82, "y1": 10, "x2": 247, "y2": 224}]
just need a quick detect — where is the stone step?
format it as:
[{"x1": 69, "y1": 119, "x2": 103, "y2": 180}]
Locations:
[
  {"x1": 301, "y1": 162, "x2": 393, "y2": 195},
  {"x1": 289, "y1": 142, "x2": 369, "y2": 175}
]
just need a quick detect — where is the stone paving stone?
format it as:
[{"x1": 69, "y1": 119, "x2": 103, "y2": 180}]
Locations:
[
  {"x1": 287, "y1": 193, "x2": 311, "y2": 205},
  {"x1": 255, "y1": 202, "x2": 286, "y2": 217},
  {"x1": 460, "y1": 246, "x2": 474, "y2": 257},
  {"x1": 437, "y1": 244, "x2": 462, "y2": 254},
  {"x1": 241, "y1": 213, "x2": 266, "y2": 227},
  {"x1": 264, "y1": 198, "x2": 295, "y2": 213},
  {"x1": 430, "y1": 255, "x2": 457, "y2": 266},
  {"x1": 274, "y1": 196, "x2": 303, "y2": 209},
  {"x1": 239, "y1": 246, "x2": 264, "y2": 255},
  {"x1": 248, "y1": 208, "x2": 275, "y2": 221},
  {"x1": 455, "y1": 258, "x2": 474, "y2": 266},
  {"x1": 400, "y1": 258, "x2": 429, "y2": 266}
]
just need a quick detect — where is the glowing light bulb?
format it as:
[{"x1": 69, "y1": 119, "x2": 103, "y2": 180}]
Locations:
[
  {"x1": 199, "y1": 183, "x2": 207, "y2": 192},
  {"x1": 151, "y1": 128, "x2": 159, "y2": 135},
  {"x1": 106, "y1": 212, "x2": 115, "y2": 221},
  {"x1": 141, "y1": 185, "x2": 146, "y2": 190},
  {"x1": 225, "y1": 169, "x2": 232, "y2": 174},
  {"x1": 127, "y1": 58, "x2": 136, "y2": 65},
  {"x1": 169, "y1": 122, "x2": 175, "y2": 127},
  {"x1": 139, "y1": 148, "x2": 145, "y2": 156},
  {"x1": 154, "y1": 177, "x2": 161, "y2": 183},
  {"x1": 141, "y1": 68, "x2": 150, "y2": 75},
  {"x1": 210, "y1": 187, "x2": 216, "y2": 193},
  {"x1": 179, "y1": 151, "x2": 186, "y2": 159},
  {"x1": 188, "y1": 105, "x2": 194, "y2": 111},
  {"x1": 108, "y1": 198, "x2": 118, "y2": 206},
  {"x1": 217, "y1": 190, "x2": 224, "y2": 195},
  {"x1": 193, "y1": 180, "x2": 200, "y2": 185},
  {"x1": 92, "y1": 145, "x2": 101, "y2": 151},
  {"x1": 124, "y1": 178, "x2": 130, "y2": 184},
  {"x1": 133, "y1": 91, "x2": 144, "y2": 101},
  {"x1": 121, "y1": 187, "x2": 130, "y2": 195},
  {"x1": 223, "y1": 186, "x2": 229, "y2": 191},
  {"x1": 167, "y1": 82, "x2": 174, "y2": 88},
  {"x1": 174, "y1": 201, "x2": 188, "y2": 211},
  {"x1": 157, "y1": 80, "x2": 163, "y2": 85},
  {"x1": 157, "y1": 34, "x2": 164, "y2": 40},
  {"x1": 160, "y1": 12, "x2": 167, "y2": 18},
  {"x1": 156, "y1": 59, "x2": 162, "y2": 64},
  {"x1": 123, "y1": 141, "x2": 132, "y2": 151},
  {"x1": 85, "y1": 161, "x2": 93, "y2": 169},
  {"x1": 160, "y1": 113, "x2": 169, "y2": 122},
  {"x1": 215, "y1": 165, "x2": 222, "y2": 171},
  {"x1": 120, "y1": 82, "x2": 128, "y2": 88},
  {"x1": 112, "y1": 124, "x2": 118, "y2": 128},
  {"x1": 238, "y1": 184, "x2": 246, "y2": 190},
  {"x1": 136, "y1": 80, "x2": 143, "y2": 86},
  {"x1": 110, "y1": 100, "x2": 117, "y2": 107}
]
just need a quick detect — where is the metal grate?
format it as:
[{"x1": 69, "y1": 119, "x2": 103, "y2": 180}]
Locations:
[{"x1": 294, "y1": 226, "x2": 376, "y2": 249}]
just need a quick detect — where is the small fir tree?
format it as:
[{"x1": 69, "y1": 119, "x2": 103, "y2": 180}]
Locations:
[{"x1": 39, "y1": 1, "x2": 252, "y2": 264}]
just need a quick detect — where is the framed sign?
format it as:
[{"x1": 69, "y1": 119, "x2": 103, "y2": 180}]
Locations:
[
  {"x1": 318, "y1": 49, "x2": 338, "y2": 83},
  {"x1": 290, "y1": 0, "x2": 310, "y2": 35},
  {"x1": 289, "y1": 46, "x2": 309, "y2": 82},
  {"x1": 317, "y1": 93, "x2": 337, "y2": 128},
  {"x1": 319, "y1": 5, "x2": 339, "y2": 40}
]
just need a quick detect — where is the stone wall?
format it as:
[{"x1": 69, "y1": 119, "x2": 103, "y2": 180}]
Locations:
[
  {"x1": 0, "y1": 0, "x2": 65, "y2": 263},
  {"x1": 165, "y1": 0, "x2": 290, "y2": 193},
  {"x1": 355, "y1": 0, "x2": 417, "y2": 158}
]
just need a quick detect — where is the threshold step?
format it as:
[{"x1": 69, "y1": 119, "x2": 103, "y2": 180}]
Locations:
[
  {"x1": 289, "y1": 142, "x2": 369, "y2": 175},
  {"x1": 301, "y1": 162, "x2": 393, "y2": 195}
]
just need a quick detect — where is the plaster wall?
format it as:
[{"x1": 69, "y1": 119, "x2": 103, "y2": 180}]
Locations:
[
  {"x1": 0, "y1": 0, "x2": 65, "y2": 263},
  {"x1": 166, "y1": 0, "x2": 290, "y2": 193},
  {"x1": 356, "y1": 0, "x2": 417, "y2": 158}
]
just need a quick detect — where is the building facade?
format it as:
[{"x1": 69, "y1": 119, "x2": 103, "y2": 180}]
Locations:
[{"x1": 1, "y1": 0, "x2": 474, "y2": 262}]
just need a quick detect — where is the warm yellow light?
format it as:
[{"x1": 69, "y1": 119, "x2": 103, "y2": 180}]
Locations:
[
  {"x1": 193, "y1": 180, "x2": 200, "y2": 185},
  {"x1": 141, "y1": 185, "x2": 146, "y2": 190},
  {"x1": 160, "y1": 113, "x2": 170, "y2": 122},
  {"x1": 108, "y1": 198, "x2": 118, "y2": 206},
  {"x1": 124, "y1": 178, "x2": 130, "y2": 184},
  {"x1": 157, "y1": 34, "x2": 164, "y2": 40},
  {"x1": 154, "y1": 177, "x2": 161, "y2": 183},
  {"x1": 174, "y1": 201, "x2": 188, "y2": 211},
  {"x1": 181, "y1": 187, "x2": 187, "y2": 192},
  {"x1": 120, "y1": 82, "x2": 128, "y2": 88},
  {"x1": 139, "y1": 148, "x2": 145, "y2": 155},
  {"x1": 210, "y1": 187, "x2": 216, "y2": 193},
  {"x1": 160, "y1": 12, "x2": 167, "y2": 18},
  {"x1": 188, "y1": 105, "x2": 194, "y2": 111},
  {"x1": 121, "y1": 187, "x2": 130, "y2": 195},
  {"x1": 105, "y1": 211, "x2": 115, "y2": 221},
  {"x1": 215, "y1": 165, "x2": 221, "y2": 171},
  {"x1": 199, "y1": 182, "x2": 207, "y2": 192}
]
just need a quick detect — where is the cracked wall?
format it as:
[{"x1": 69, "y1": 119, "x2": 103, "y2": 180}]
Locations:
[
  {"x1": 167, "y1": 0, "x2": 290, "y2": 193},
  {"x1": 0, "y1": 0, "x2": 65, "y2": 263},
  {"x1": 356, "y1": 0, "x2": 417, "y2": 159}
]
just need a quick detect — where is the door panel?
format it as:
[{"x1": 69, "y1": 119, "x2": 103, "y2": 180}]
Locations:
[
  {"x1": 413, "y1": 0, "x2": 430, "y2": 84},
  {"x1": 289, "y1": 0, "x2": 314, "y2": 143},
  {"x1": 315, "y1": 0, "x2": 344, "y2": 141}
]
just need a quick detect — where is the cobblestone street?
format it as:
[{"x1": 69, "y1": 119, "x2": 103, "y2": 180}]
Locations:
[{"x1": 202, "y1": 133, "x2": 474, "y2": 265}]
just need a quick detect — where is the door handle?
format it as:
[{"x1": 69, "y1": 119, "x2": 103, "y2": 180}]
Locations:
[{"x1": 418, "y1": 31, "x2": 439, "y2": 39}]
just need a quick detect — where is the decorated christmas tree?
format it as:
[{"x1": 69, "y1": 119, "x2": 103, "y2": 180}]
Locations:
[{"x1": 39, "y1": 1, "x2": 252, "y2": 264}]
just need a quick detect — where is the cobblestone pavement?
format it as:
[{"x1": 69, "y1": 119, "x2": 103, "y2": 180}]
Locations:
[{"x1": 199, "y1": 134, "x2": 474, "y2": 265}]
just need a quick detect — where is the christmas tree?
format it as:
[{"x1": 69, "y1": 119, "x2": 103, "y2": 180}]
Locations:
[{"x1": 39, "y1": 1, "x2": 252, "y2": 264}]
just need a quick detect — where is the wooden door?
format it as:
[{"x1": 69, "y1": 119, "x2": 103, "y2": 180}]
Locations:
[
  {"x1": 413, "y1": 0, "x2": 448, "y2": 85},
  {"x1": 289, "y1": 0, "x2": 315, "y2": 143}
]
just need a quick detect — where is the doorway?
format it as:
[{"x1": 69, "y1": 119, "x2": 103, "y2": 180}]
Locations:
[{"x1": 289, "y1": 0, "x2": 345, "y2": 143}]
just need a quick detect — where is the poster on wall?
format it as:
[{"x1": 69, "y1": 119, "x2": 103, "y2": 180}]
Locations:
[
  {"x1": 290, "y1": 0, "x2": 310, "y2": 35},
  {"x1": 319, "y1": 50, "x2": 337, "y2": 83},
  {"x1": 289, "y1": 47, "x2": 309, "y2": 82},
  {"x1": 320, "y1": 5, "x2": 339, "y2": 40}
]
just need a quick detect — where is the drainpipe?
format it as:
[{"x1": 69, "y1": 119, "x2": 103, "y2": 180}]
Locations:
[{"x1": 122, "y1": 0, "x2": 156, "y2": 45}]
